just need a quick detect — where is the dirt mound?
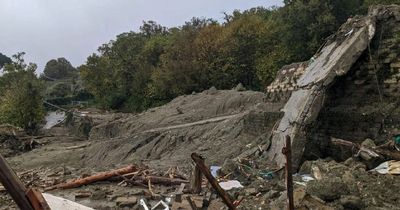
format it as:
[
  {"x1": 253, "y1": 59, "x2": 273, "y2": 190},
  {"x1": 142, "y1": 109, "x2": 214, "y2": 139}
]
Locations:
[{"x1": 83, "y1": 89, "x2": 283, "y2": 170}]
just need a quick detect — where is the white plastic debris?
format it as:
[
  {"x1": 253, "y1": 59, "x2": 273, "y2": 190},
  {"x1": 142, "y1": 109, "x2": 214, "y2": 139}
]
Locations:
[
  {"x1": 219, "y1": 180, "x2": 244, "y2": 191},
  {"x1": 42, "y1": 193, "x2": 93, "y2": 210},
  {"x1": 151, "y1": 200, "x2": 169, "y2": 210},
  {"x1": 370, "y1": 160, "x2": 400, "y2": 175},
  {"x1": 140, "y1": 199, "x2": 150, "y2": 210},
  {"x1": 300, "y1": 174, "x2": 315, "y2": 182},
  {"x1": 210, "y1": 166, "x2": 221, "y2": 177}
]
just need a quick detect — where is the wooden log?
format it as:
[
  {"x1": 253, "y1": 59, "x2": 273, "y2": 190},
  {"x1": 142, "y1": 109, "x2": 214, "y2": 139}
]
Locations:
[
  {"x1": 45, "y1": 165, "x2": 137, "y2": 191},
  {"x1": 26, "y1": 188, "x2": 51, "y2": 210},
  {"x1": 191, "y1": 153, "x2": 236, "y2": 210},
  {"x1": 190, "y1": 164, "x2": 202, "y2": 194},
  {"x1": 0, "y1": 153, "x2": 34, "y2": 210},
  {"x1": 282, "y1": 136, "x2": 294, "y2": 210}
]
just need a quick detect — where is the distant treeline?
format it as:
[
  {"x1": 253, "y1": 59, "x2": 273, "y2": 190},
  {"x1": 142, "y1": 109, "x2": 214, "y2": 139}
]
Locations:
[{"x1": 76, "y1": 0, "x2": 398, "y2": 112}]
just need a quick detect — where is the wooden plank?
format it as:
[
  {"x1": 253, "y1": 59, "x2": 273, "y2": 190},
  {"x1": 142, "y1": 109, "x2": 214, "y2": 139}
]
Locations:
[
  {"x1": 190, "y1": 164, "x2": 202, "y2": 194},
  {"x1": 191, "y1": 153, "x2": 236, "y2": 210},
  {"x1": 0, "y1": 153, "x2": 34, "y2": 210}
]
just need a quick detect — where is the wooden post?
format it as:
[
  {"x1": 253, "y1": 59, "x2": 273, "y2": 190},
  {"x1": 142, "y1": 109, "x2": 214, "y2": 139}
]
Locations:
[
  {"x1": 190, "y1": 164, "x2": 202, "y2": 194},
  {"x1": 0, "y1": 154, "x2": 34, "y2": 210},
  {"x1": 191, "y1": 153, "x2": 236, "y2": 210},
  {"x1": 282, "y1": 136, "x2": 294, "y2": 210}
]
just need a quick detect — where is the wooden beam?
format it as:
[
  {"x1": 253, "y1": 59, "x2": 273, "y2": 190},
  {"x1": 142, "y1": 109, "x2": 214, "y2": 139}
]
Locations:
[
  {"x1": 282, "y1": 136, "x2": 294, "y2": 210},
  {"x1": 0, "y1": 153, "x2": 34, "y2": 210},
  {"x1": 191, "y1": 153, "x2": 236, "y2": 210},
  {"x1": 190, "y1": 164, "x2": 202, "y2": 194}
]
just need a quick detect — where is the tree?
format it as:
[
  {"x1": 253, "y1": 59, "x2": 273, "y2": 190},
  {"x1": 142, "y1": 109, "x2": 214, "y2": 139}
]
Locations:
[
  {"x1": 0, "y1": 53, "x2": 11, "y2": 69},
  {"x1": 42, "y1": 57, "x2": 77, "y2": 80},
  {"x1": 0, "y1": 53, "x2": 44, "y2": 132}
]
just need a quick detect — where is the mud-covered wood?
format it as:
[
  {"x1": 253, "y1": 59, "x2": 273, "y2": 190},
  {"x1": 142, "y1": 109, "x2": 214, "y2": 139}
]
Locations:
[
  {"x1": 191, "y1": 153, "x2": 236, "y2": 210},
  {"x1": 190, "y1": 164, "x2": 202, "y2": 194},
  {"x1": 45, "y1": 165, "x2": 137, "y2": 191},
  {"x1": 0, "y1": 153, "x2": 34, "y2": 210},
  {"x1": 26, "y1": 188, "x2": 51, "y2": 210}
]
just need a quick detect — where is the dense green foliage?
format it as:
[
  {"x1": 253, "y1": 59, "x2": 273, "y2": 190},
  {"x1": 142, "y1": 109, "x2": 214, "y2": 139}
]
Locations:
[
  {"x1": 0, "y1": 53, "x2": 11, "y2": 69},
  {"x1": 0, "y1": 53, "x2": 44, "y2": 132},
  {"x1": 41, "y1": 57, "x2": 92, "y2": 106},
  {"x1": 42, "y1": 57, "x2": 78, "y2": 80},
  {"x1": 80, "y1": 0, "x2": 400, "y2": 112}
]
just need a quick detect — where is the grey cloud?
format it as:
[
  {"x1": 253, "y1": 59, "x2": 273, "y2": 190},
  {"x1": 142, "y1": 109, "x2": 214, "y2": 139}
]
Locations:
[{"x1": 0, "y1": 0, "x2": 282, "y2": 72}]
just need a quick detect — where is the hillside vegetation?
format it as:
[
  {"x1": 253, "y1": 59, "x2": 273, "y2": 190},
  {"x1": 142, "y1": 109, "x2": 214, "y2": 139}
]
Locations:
[{"x1": 79, "y1": 0, "x2": 399, "y2": 112}]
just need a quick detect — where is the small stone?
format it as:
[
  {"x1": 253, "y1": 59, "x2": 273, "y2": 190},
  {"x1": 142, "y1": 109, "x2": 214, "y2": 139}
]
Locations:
[
  {"x1": 234, "y1": 83, "x2": 246, "y2": 91},
  {"x1": 116, "y1": 196, "x2": 138, "y2": 208},
  {"x1": 340, "y1": 195, "x2": 363, "y2": 210},
  {"x1": 91, "y1": 189, "x2": 106, "y2": 200},
  {"x1": 245, "y1": 188, "x2": 258, "y2": 196},
  {"x1": 207, "y1": 86, "x2": 218, "y2": 95},
  {"x1": 361, "y1": 138, "x2": 376, "y2": 147},
  {"x1": 264, "y1": 190, "x2": 280, "y2": 199},
  {"x1": 306, "y1": 178, "x2": 349, "y2": 201},
  {"x1": 293, "y1": 187, "x2": 306, "y2": 207}
]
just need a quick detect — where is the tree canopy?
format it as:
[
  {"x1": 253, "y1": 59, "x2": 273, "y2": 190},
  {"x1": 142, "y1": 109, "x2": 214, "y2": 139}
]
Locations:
[
  {"x1": 42, "y1": 57, "x2": 77, "y2": 80},
  {"x1": 0, "y1": 53, "x2": 11, "y2": 69},
  {"x1": 0, "y1": 53, "x2": 44, "y2": 132},
  {"x1": 79, "y1": 0, "x2": 399, "y2": 112}
]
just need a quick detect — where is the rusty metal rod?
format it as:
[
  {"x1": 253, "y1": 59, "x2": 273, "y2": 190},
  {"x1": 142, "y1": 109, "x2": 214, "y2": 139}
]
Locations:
[
  {"x1": 191, "y1": 153, "x2": 237, "y2": 210},
  {"x1": 282, "y1": 136, "x2": 294, "y2": 210}
]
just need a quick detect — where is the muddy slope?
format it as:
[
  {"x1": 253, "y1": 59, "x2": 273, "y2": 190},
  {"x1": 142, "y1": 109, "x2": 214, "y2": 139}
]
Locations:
[{"x1": 83, "y1": 89, "x2": 283, "y2": 170}]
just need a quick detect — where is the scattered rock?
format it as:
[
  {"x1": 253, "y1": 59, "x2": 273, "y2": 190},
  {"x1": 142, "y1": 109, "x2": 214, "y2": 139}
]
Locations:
[
  {"x1": 245, "y1": 188, "x2": 258, "y2": 196},
  {"x1": 306, "y1": 177, "x2": 349, "y2": 201},
  {"x1": 115, "y1": 196, "x2": 138, "y2": 208},
  {"x1": 264, "y1": 190, "x2": 280, "y2": 199},
  {"x1": 340, "y1": 195, "x2": 363, "y2": 210}
]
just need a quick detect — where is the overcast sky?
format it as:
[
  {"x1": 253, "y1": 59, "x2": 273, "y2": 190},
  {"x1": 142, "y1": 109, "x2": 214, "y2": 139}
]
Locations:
[{"x1": 0, "y1": 0, "x2": 283, "y2": 72}]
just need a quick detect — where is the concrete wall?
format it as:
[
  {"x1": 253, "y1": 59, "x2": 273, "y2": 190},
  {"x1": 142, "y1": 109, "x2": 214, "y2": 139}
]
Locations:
[{"x1": 305, "y1": 15, "x2": 400, "y2": 161}]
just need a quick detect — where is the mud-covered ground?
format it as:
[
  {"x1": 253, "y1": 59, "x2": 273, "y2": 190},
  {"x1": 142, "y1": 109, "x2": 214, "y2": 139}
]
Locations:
[{"x1": 1, "y1": 88, "x2": 400, "y2": 210}]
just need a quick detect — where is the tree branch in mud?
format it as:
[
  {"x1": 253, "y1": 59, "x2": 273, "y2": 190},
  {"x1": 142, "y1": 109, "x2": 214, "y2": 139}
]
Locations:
[
  {"x1": 331, "y1": 137, "x2": 400, "y2": 161},
  {"x1": 45, "y1": 165, "x2": 137, "y2": 191}
]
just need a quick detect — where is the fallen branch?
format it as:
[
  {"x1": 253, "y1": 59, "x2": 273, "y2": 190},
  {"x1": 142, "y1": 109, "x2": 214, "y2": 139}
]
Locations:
[
  {"x1": 45, "y1": 165, "x2": 136, "y2": 191},
  {"x1": 331, "y1": 137, "x2": 400, "y2": 161}
]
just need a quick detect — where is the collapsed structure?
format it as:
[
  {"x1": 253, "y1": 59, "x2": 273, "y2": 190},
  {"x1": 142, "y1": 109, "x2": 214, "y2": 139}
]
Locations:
[{"x1": 266, "y1": 5, "x2": 400, "y2": 169}]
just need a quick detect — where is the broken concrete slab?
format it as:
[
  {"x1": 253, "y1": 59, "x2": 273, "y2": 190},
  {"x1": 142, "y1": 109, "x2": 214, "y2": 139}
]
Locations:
[{"x1": 267, "y1": 10, "x2": 382, "y2": 170}]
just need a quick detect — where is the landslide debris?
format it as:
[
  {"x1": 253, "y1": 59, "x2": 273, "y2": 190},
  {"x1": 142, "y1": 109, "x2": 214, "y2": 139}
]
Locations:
[{"x1": 83, "y1": 88, "x2": 284, "y2": 170}]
